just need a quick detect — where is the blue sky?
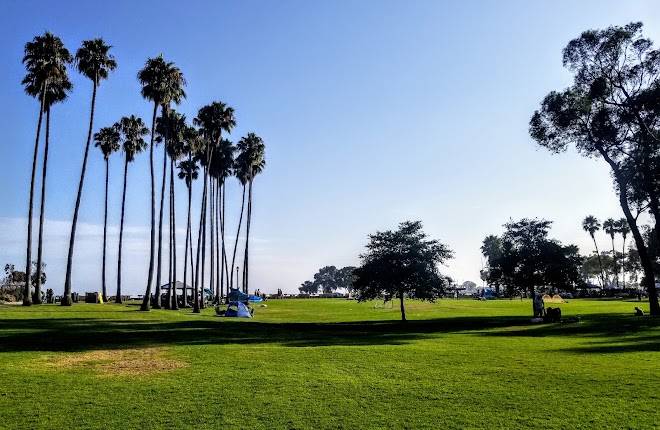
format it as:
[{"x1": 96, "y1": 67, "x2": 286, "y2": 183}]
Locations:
[{"x1": 1, "y1": 0, "x2": 658, "y2": 295}]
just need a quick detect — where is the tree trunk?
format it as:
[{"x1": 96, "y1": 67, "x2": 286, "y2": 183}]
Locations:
[
  {"x1": 221, "y1": 180, "x2": 229, "y2": 299},
  {"x1": 155, "y1": 107, "x2": 169, "y2": 309},
  {"x1": 24, "y1": 85, "x2": 46, "y2": 306},
  {"x1": 193, "y1": 167, "x2": 208, "y2": 313},
  {"x1": 200, "y1": 171, "x2": 208, "y2": 310},
  {"x1": 166, "y1": 159, "x2": 173, "y2": 310},
  {"x1": 599, "y1": 148, "x2": 659, "y2": 315},
  {"x1": 621, "y1": 236, "x2": 627, "y2": 289},
  {"x1": 209, "y1": 179, "x2": 215, "y2": 303},
  {"x1": 591, "y1": 235, "x2": 605, "y2": 288},
  {"x1": 399, "y1": 291, "x2": 406, "y2": 322},
  {"x1": 230, "y1": 185, "x2": 246, "y2": 291},
  {"x1": 141, "y1": 102, "x2": 159, "y2": 311},
  {"x1": 611, "y1": 236, "x2": 620, "y2": 289},
  {"x1": 243, "y1": 180, "x2": 253, "y2": 294},
  {"x1": 63, "y1": 80, "x2": 98, "y2": 305},
  {"x1": 101, "y1": 158, "x2": 109, "y2": 302},
  {"x1": 35, "y1": 107, "x2": 51, "y2": 304},
  {"x1": 215, "y1": 179, "x2": 225, "y2": 304},
  {"x1": 116, "y1": 160, "x2": 129, "y2": 304},
  {"x1": 183, "y1": 171, "x2": 192, "y2": 308},
  {"x1": 170, "y1": 159, "x2": 179, "y2": 310}
]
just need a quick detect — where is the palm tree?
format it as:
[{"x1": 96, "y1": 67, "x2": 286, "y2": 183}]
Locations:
[
  {"x1": 208, "y1": 139, "x2": 235, "y2": 300},
  {"x1": 62, "y1": 39, "x2": 117, "y2": 306},
  {"x1": 115, "y1": 115, "x2": 148, "y2": 304},
  {"x1": 582, "y1": 215, "x2": 605, "y2": 288},
  {"x1": 137, "y1": 55, "x2": 185, "y2": 311},
  {"x1": 230, "y1": 162, "x2": 248, "y2": 293},
  {"x1": 603, "y1": 218, "x2": 620, "y2": 289},
  {"x1": 21, "y1": 32, "x2": 72, "y2": 305},
  {"x1": 236, "y1": 133, "x2": 266, "y2": 294},
  {"x1": 617, "y1": 218, "x2": 631, "y2": 288},
  {"x1": 192, "y1": 102, "x2": 235, "y2": 312},
  {"x1": 178, "y1": 126, "x2": 200, "y2": 308},
  {"x1": 94, "y1": 126, "x2": 120, "y2": 302},
  {"x1": 163, "y1": 111, "x2": 187, "y2": 309}
]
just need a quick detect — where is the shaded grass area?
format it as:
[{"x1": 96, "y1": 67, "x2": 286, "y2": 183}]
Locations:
[{"x1": 0, "y1": 299, "x2": 658, "y2": 429}]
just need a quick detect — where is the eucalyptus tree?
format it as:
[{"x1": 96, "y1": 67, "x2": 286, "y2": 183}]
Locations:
[
  {"x1": 530, "y1": 22, "x2": 660, "y2": 314},
  {"x1": 602, "y1": 218, "x2": 620, "y2": 288},
  {"x1": 617, "y1": 218, "x2": 631, "y2": 288},
  {"x1": 115, "y1": 115, "x2": 148, "y2": 304},
  {"x1": 63, "y1": 38, "x2": 117, "y2": 305},
  {"x1": 137, "y1": 55, "x2": 185, "y2": 311},
  {"x1": 236, "y1": 133, "x2": 266, "y2": 294},
  {"x1": 582, "y1": 216, "x2": 605, "y2": 288},
  {"x1": 94, "y1": 126, "x2": 120, "y2": 302},
  {"x1": 21, "y1": 32, "x2": 72, "y2": 305},
  {"x1": 192, "y1": 102, "x2": 235, "y2": 312}
]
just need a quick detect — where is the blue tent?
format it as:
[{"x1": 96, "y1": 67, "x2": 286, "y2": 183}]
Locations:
[
  {"x1": 248, "y1": 295, "x2": 263, "y2": 303},
  {"x1": 228, "y1": 288, "x2": 249, "y2": 302},
  {"x1": 224, "y1": 301, "x2": 252, "y2": 318}
]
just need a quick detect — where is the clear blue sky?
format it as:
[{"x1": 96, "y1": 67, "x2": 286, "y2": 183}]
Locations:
[{"x1": 1, "y1": 0, "x2": 658, "y2": 295}]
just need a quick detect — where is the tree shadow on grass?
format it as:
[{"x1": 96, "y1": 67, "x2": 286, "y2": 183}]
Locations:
[{"x1": 0, "y1": 312, "x2": 657, "y2": 354}]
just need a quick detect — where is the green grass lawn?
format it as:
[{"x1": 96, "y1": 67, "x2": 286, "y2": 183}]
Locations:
[{"x1": 0, "y1": 298, "x2": 658, "y2": 429}]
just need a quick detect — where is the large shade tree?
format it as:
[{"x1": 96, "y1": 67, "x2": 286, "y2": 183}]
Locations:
[
  {"x1": 529, "y1": 22, "x2": 660, "y2": 314},
  {"x1": 481, "y1": 219, "x2": 584, "y2": 313},
  {"x1": 21, "y1": 32, "x2": 72, "y2": 305},
  {"x1": 352, "y1": 221, "x2": 453, "y2": 321},
  {"x1": 62, "y1": 38, "x2": 116, "y2": 306}
]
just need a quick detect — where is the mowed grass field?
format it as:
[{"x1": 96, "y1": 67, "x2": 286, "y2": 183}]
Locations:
[{"x1": 0, "y1": 298, "x2": 658, "y2": 429}]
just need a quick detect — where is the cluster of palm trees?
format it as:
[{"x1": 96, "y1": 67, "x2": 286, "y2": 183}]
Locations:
[
  {"x1": 582, "y1": 215, "x2": 631, "y2": 289},
  {"x1": 21, "y1": 32, "x2": 266, "y2": 312}
]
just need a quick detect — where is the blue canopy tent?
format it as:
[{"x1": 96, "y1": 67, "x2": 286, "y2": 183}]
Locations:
[
  {"x1": 228, "y1": 288, "x2": 249, "y2": 302},
  {"x1": 248, "y1": 295, "x2": 264, "y2": 303},
  {"x1": 224, "y1": 301, "x2": 252, "y2": 318}
]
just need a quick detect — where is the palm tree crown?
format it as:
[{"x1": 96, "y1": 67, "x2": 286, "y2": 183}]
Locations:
[
  {"x1": 94, "y1": 126, "x2": 121, "y2": 160},
  {"x1": 177, "y1": 160, "x2": 199, "y2": 188},
  {"x1": 118, "y1": 115, "x2": 149, "y2": 161},
  {"x1": 137, "y1": 55, "x2": 186, "y2": 106},
  {"x1": 582, "y1": 215, "x2": 601, "y2": 237},
  {"x1": 616, "y1": 218, "x2": 630, "y2": 240},
  {"x1": 236, "y1": 132, "x2": 266, "y2": 181},
  {"x1": 75, "y1": 38, "x2": 117, "y2": 85},
  {"x1": 602, "y1": 218, "x2": 617, "y2": 239},
  {"x1": 193, "y1": 102, "x2": 236, "y2": 142},
  {"x1": 22, "y1": 32, "x2": 72, "y2": 99}
]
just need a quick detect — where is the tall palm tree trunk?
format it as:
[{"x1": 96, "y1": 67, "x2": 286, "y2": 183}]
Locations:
[
  {"x1": 200, "y1": 172, "x2": 208, "y2": 310},
  {"x1": 35, "y1": 107, "x2": 52, "y2": 304},
  {"x1": 166, "y1": 164, "x2": 173, "y2": 310},
  {"x1": 230, "y1": 185, "x2": 246, "y2": 291},
  {"x1": 591, "y1": 235, "x2": 605, "y2": 288},
  {"x1": 155, "y1": 106, "x2": 171, "y2": 309},
  {"x1": 215, "y1": 179, "x2": 225, "y2": 304},
  {"x1": 171, "y1": 162, "x2": 178, "y2": 310},
  {"x1": 621, "y1": 236, "x2": 627, "y2": 289},
  {"x1": 116, "y1": 160, "x2": 129, "y2": 304},
  {"x1": 154, "y1": 141, "x2": 167, "y2": 309},
  {"x1": 243, "y1": 180, "x2": 254, "y2": 294},
  {"x1": 101, "y1": 158, "x2": 109, "y2": 302},
  {"x1": 63, "y1": 80, "x2": 98, "y2": 306},
  {"x1": 209, "y1": 180, "x2": 215, "y2": 303},
  {"x1": 182, "y1": 177, "x2": 192, "y2": 308},
  {"x1": 610, "y1": 237, "x2": 620, "y2": 289},
  {"x1": 193, "y1": 167, "x2": 208, "y2": 313},
  {"x1": 141, "y1": 103, "x2": 159, "y2": 311},
  {"x1": 24, "y1": 85, "x2": 46, "y2": 306},
  {"x1": 222, "y1": 182, "x2": 229, "y2": 297}
]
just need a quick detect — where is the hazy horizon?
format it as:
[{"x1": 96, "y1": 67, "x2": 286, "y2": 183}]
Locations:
[{"x1": 1, "y1": 0, "x2": 658, "y2": 295}]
